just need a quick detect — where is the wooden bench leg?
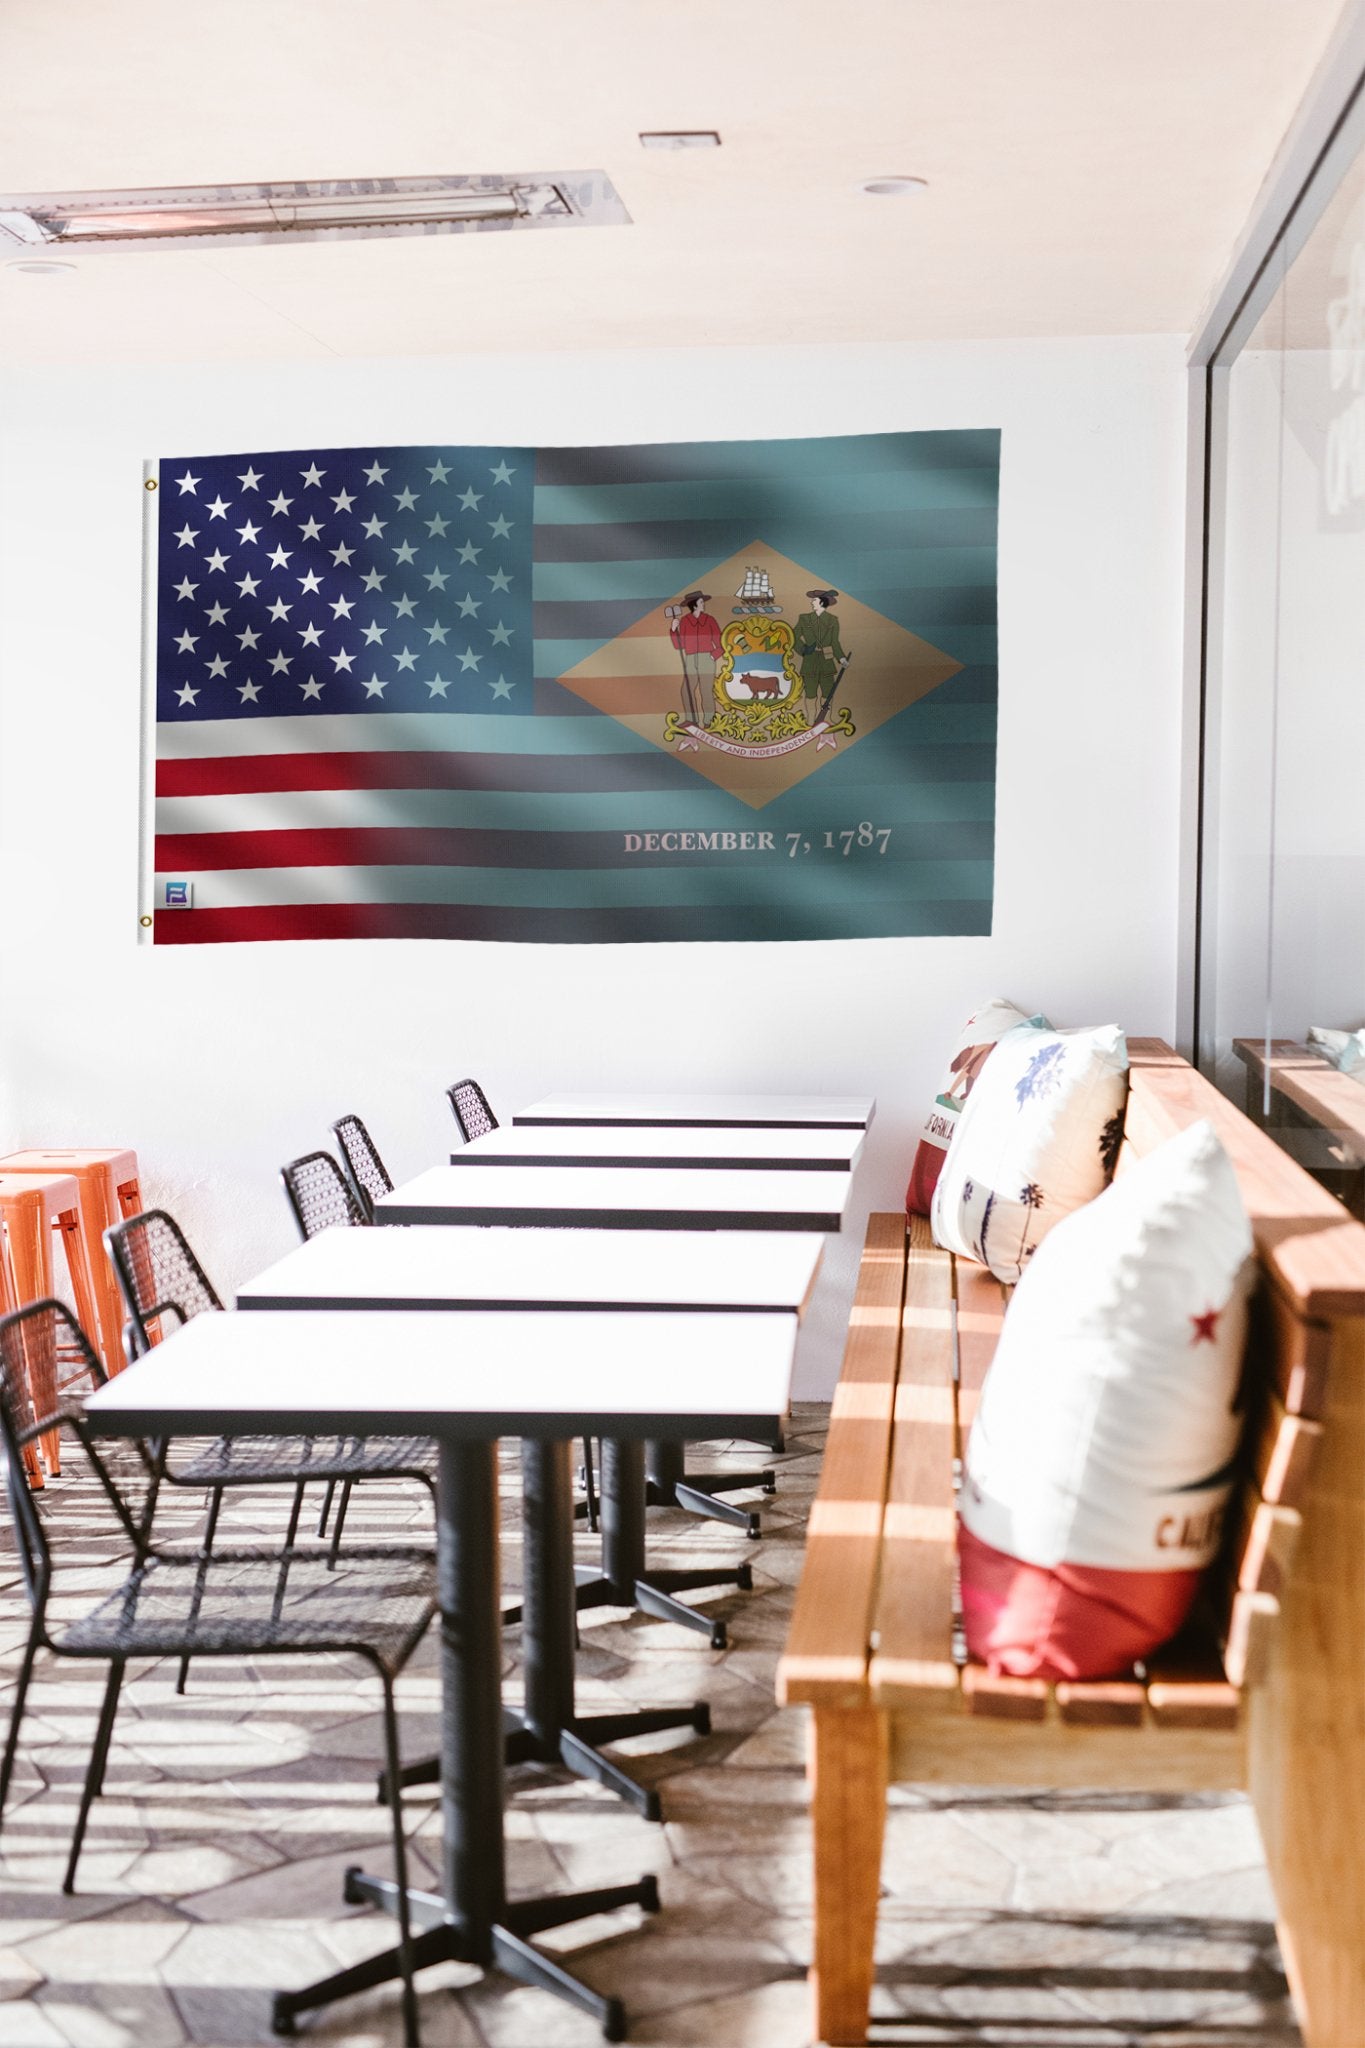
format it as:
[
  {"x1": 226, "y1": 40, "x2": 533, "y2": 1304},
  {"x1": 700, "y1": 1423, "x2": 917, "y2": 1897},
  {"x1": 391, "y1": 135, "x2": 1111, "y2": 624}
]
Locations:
[
  {"x1": 810, "y1": 1705, "x2": 888, "y2": 2046},
  {"x1": 1249, "y1": 1319, "x2": 1365, "y2": 2048}
]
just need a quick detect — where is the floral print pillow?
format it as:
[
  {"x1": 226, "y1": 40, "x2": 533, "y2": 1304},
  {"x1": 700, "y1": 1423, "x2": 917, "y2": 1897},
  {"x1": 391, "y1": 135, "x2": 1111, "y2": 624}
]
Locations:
[{"x1": 930, "y1": 1022, "x2": 1129, "y2": 1282}]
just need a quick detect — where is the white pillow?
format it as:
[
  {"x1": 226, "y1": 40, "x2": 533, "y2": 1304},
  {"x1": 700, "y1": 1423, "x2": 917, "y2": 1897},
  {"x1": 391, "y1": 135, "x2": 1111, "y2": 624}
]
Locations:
[
  {"x1": 960, "y1": 1117, "x2": 1254, "y2": 1574},
  {"x1": 1307, "y1": 1024, "x2": 1365, "y2": 1077},
  {"x1": 931, "y1": 1022, "x2": 1129, "y2": 1283}
]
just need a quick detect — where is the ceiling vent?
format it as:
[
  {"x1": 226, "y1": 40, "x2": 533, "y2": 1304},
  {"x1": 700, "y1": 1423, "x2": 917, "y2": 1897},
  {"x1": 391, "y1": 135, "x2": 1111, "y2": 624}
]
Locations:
[{"x1": 0, "y1": 172, "x2": 631, "y2": 255}]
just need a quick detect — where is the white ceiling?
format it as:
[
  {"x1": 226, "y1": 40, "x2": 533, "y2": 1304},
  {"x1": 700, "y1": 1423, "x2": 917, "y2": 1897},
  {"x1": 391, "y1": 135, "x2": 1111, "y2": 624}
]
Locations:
[{"x1": 0, "y1": 0, "x2": 1348, "y2": 366}]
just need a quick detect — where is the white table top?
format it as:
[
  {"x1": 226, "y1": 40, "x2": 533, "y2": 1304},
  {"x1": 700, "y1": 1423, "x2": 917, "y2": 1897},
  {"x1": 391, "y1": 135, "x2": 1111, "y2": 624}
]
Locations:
[
  {"x1": 83, "y1": 1309, "x2": 797, "y2": 1441},
  {"x1": 374, "y1": 1164, "x2": 851, "y2": 1233},
  {"x1": 511, "y1": 1092, "x2": 875, "y2": 1131},
  {"x1": 237, "y1": 1225, "x2": 823, "y2": 1316},
  {"x1": 456, "y1": 1125, "x2": 864, "y2": 1172}
]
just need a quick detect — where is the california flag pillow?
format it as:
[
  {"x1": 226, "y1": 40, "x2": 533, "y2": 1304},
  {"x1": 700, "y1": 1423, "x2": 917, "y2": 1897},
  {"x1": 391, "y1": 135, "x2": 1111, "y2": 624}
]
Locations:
[
  {"x1": 958, "y1": 1118, "x2": 1254, "y2": 1680},
  {"x1": 931, "y1": 1022, "x2": 1129, "y2": 1283},
  {"x1": 905, "y1": 999, "x2": 1048, "y2": 1216}
]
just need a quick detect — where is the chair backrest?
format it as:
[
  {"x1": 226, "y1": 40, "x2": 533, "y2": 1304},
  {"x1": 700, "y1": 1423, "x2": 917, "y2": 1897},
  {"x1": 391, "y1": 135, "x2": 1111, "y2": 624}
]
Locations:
[
  {"x1": 331, "y1": 1113, "x2": 394, "y2": 1221},
  {"x1": 105, "y1": 1208, "x2": 224, "y2": 1356},
  {"x1": 0, "y1": 1301, "x2": 145, "y2": 1616},
  {"x1": 281, "y1": 1150, "x2": 366, "y2": 1240},
  {"x1": 447, "y1": 1078, "x2": 498, "y2": 1144}
]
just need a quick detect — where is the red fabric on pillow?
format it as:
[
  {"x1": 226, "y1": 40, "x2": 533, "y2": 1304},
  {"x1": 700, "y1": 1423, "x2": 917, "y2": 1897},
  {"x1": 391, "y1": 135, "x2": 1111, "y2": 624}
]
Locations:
[
  {"x1": 906, "y1": 1001, "x2": 1042, "y2": 1217},
  {"x1": 957, "y1": 1523, "x2": 1202, "y2": 1681}
]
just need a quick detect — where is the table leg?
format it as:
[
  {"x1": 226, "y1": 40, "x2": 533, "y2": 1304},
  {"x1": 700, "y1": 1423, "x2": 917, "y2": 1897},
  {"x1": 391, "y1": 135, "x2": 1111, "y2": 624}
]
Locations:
[
  {"x1": 574, "y1": 1440, "x2": 753, "y2": 1651},
  {"x1": 644, "y1": 1437, "x2": 776, "y2": 1539},
  {"x1": 514, "y1": 1438, "x2": 709, "y2": 1820},
  {"x1": 271, "y1": 1438, "x2": 657, "y2": 2044}
]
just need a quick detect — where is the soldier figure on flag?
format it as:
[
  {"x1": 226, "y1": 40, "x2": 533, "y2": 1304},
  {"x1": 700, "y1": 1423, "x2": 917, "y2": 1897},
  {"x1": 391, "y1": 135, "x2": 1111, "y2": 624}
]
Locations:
[
  {"x1": 794, "y1": 589, "x2": 848, "y2": 721},
  {"x1": 665, "y1": 591, "x2": 722, "y2": 726}
]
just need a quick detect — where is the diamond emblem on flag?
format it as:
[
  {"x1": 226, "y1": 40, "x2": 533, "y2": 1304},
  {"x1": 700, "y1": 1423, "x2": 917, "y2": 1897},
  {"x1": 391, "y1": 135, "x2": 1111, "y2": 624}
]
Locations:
[{"x1": 553, "y1": 540, "x2": 962, "y2": 810}]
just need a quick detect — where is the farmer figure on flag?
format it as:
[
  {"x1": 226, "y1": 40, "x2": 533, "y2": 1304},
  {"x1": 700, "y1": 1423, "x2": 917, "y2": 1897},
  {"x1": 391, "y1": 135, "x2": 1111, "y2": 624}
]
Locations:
[
  {"x1": 794, "y1": 588, "x2": 848, "y2": 721},
  {"x1": 666, "y1": 591, "x2": 722, "y2": 726}
]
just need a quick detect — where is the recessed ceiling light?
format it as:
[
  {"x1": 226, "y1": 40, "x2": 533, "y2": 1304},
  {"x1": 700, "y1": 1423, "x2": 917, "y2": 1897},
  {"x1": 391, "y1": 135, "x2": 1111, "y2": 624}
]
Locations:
[
  {"x1": 3, "y1": 258, "x2": 76, "y2": 275},
  {"x1": 860, "y1": 176, "x2": 929, "y2": 197},
  {"x1": 639, "y1": 132, "x2": 721, "y2": 150}
]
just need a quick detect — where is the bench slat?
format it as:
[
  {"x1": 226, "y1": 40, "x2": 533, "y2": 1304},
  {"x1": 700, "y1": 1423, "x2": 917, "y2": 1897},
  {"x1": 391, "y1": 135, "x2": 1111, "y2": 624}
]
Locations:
[
  {"x1": 962, "y1": 1667, "x2": 1049, "y2": 1720},
  {"x1": 777, "y1": 1211, "x2": 907, "y2": 1707},
  {"x1": 1230, "y1": 1494, "x2": 1301, "y2": 1598},
  {"x1": 1142, "y1": 1627, "x2": 1242, "y2": 1729},
  {"x1": 1224, "y1": 1588, "x2": 1279, "y2": 1688},
  {"x1": 869, "y1": 1216, "x2": 958, "y2": 1699},
  {"x1": 1055, "y1": 1679, "x2": 1147, "y2": 1726},
  {"x1": 1251, "y1": 1394, "x2": 1324, "y2": 1510},
  {"x1": 1249, "y1": 1277, "x2": 1331, "y2": 1420},
  {"x1": 954, "y1": 1256, "x2": 1008, "y2": 1452}
]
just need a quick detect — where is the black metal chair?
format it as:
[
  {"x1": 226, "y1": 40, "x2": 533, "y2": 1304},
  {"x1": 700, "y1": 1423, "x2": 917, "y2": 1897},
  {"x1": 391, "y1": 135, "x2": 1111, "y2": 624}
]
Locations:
[
  {"x1": 281, "y1": 1148, "x2": 366, "y2": 1235},
  {"x1": 446, "y1": 1078, "x2": 498, "y2": 1144},
  {"x1": 331, "y1": 1113, "x2": 394, "y2": 1223},
  {"x1": 104, "y1": 1208, "x2": 437, "y2": 1670},
  {"x1": 0, "y1": 1299, "x2": 432, "y2": 2045}
]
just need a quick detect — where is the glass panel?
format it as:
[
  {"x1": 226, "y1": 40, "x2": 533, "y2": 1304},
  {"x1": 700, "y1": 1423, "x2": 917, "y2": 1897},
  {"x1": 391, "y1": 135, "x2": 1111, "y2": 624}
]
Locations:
[{"x1": 1206, "y1": 135, "x2": 1365, "y2": 1213}]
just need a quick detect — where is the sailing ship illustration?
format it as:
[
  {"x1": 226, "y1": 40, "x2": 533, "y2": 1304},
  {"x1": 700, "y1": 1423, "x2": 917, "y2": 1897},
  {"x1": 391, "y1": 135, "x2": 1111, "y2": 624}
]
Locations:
[{"x1": 732, "y1": 566, "x2": 781, "y2": 615}]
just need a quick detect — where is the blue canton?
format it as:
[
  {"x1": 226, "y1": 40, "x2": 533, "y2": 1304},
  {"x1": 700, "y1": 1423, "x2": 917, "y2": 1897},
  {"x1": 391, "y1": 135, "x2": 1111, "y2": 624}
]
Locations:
[{"x1": 156, "y1": 446, "x2": 534, "y2": 720}]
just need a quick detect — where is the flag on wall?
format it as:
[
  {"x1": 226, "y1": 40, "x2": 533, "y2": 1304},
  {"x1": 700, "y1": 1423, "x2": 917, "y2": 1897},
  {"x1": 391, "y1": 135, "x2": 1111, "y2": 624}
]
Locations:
[{"x1": 148, "y1": 431, "x2": 999, "y2": 943}]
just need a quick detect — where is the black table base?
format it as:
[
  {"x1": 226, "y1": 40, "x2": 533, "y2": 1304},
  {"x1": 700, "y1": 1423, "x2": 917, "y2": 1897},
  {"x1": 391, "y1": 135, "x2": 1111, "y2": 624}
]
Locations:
[
  {"x1": 277, "y1": 1442, "x2": 659, "y2": 2043},
  {"x1": 505, "y1": 1439, "x2": 710, "y2": 1819},
  {"x1": 271, "y1": 1865, "x2": 658, "y2": 2042},
  {"x1": 384, "y1": 1440, "x2": 716, "y2": 1817},
  {"x1": 644, "y1": 1438, "x2": 776, "y2": 1539},
  {"x1": 572, "y1": 1438, "x2": 752, "y2": 1650}
]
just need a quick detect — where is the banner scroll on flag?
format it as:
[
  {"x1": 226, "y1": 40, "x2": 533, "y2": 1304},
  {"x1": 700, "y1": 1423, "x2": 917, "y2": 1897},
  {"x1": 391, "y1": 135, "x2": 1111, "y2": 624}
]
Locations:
[{"x1": 147, "y1": 431, "x2": 999, "y2": 944}]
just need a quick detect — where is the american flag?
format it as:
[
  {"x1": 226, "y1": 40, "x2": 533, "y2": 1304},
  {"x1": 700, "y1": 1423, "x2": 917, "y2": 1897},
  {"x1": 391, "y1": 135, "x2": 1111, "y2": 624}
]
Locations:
[
  {"x1": 151, "y1": 432, "x2": 999, "y2": 945},
  {"x1": 153, "y1": 443, "x2": 545, "y2": 942}
]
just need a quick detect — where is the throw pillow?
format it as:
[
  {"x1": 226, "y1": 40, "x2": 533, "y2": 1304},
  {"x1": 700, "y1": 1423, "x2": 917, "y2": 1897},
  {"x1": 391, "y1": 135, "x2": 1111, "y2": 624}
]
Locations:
[
  {"x1": 930, "y1": 1022, "x2": 1129, "y2": 1283},
  {"x1": 958, "y1": 1118, "x2": 1255, "y2": 1680},
  {"x1": 1307, "y1": 1024, "x2": 1365, "y2": 1076},
  {"x1": 905, "y1": 998, "x2": 1048, "y2": 1216}
]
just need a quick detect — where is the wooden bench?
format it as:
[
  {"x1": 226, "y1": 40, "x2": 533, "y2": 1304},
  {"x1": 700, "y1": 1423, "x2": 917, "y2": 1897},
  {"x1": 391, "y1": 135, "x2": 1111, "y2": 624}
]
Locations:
[
  {"x1": 1235, "y1": 1035, "x2": 1365, "y2": 1217},
  {"x1": 778, "y1": 1038, "x2": 1365, "y2": 2048}
]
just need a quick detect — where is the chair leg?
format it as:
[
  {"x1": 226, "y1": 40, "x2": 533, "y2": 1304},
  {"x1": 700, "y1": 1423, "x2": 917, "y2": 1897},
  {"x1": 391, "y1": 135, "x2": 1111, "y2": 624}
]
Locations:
[
  {"x1": 315, "y1": 1478, "x2": 337, "y2": 1539},
  {"x1": 177, "y1": 1485, "x2": 224, "y2": 1696},
  {"x1": 581, "y1": 1437, "x2": 599, "y2": 1534},
  {"x1": 0, "y1": 1622, "x2": 42, "y2": 1831},
  {"x1": 327, "y1": 1479, "x2": 354, "y2": 1568},
  {"x1": 378, "y1": 1676, "x2": 420, "y2": 2048},
  {"x1": 282, "y1": 1480, "x2": 307, "y2": 1550},
  {"x1": 63, "y1": 1658, "x2": 126, "y2": 1895}
]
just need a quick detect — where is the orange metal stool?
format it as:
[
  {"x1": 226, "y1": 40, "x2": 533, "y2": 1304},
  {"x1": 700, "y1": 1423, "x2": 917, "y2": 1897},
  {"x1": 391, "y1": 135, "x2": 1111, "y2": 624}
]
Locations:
[
  {"x1": 0, "y1": 1149, "x2": 142, "y2": 1377},
  {"x1": 0, "y1": 1217, "x2": 42, "y2": 1488},
  {"x1": 0, "y1": 1171, "x2": 106, "y2": 1475}
]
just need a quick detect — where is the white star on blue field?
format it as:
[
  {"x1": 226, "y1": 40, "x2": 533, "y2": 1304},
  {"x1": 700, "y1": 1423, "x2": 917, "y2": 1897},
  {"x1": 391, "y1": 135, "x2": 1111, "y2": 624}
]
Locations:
[{"x1": 157, "y1": 447, "x2": 533, "y2": 720}]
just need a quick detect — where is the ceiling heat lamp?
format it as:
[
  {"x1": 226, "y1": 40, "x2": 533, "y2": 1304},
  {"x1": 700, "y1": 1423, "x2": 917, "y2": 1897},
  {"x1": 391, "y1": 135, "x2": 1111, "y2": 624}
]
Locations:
[{"x1": 0, "y1": 172, "x2": 630, "y2": 257}]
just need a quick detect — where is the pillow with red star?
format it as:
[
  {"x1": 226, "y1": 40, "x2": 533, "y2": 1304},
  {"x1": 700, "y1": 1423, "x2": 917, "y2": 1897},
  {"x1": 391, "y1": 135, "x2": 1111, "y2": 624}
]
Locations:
[
  {"x1": 957, "y1": 1118, "x2": 1254, "y2": 1680},
  {"x1": 904, "y1": 998, "x2": 1047, "y2": 1217}
]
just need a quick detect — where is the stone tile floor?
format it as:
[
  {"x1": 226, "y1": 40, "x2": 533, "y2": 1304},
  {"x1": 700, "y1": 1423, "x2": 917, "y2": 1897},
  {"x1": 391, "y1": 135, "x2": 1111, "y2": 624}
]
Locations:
[{"x1": 1, "y1": 1407, "x2": 1300, "y2": 2047}]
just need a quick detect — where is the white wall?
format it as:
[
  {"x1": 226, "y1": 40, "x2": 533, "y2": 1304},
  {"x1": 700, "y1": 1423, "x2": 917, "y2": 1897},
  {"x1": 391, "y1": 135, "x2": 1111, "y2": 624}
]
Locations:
[{"x1": 0, "y1": 335, "x2": 1188, "y2": 1396}]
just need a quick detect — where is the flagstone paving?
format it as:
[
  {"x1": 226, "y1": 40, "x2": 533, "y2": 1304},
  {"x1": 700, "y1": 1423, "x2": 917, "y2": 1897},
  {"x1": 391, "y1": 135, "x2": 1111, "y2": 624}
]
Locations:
[{"x1": 1, "y1": 1408, "x2": 1300, "y2": 2047}]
